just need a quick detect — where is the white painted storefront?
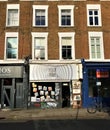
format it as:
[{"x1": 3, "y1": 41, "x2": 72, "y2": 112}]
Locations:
[{"x1": 29, "y1": 62, "x2": 82, "y2": 108}]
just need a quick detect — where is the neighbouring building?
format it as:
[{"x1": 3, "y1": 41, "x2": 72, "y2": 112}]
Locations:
[{"x1": 0, "y1": 0, "x2": 110, "y2": 109}]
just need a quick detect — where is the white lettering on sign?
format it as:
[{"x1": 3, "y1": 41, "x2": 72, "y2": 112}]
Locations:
[{"x1": 0, "y1": 68, "x2": 11, "y2": 74}]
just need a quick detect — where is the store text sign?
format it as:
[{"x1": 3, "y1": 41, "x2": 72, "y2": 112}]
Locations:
[
  {"x1": 0, "y1": 66, "x2": 23, "y2": 78},
  {"x1": 0, "y1": 67, "x2": 11, "y2": 74},
  {"x1": 96, "y1": 69, "x2": 109, "y2": 78}
]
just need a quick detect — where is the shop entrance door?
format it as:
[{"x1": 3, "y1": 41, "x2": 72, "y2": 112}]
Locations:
[
  {"x1": 15, "y1": 83, "x2": 24, "y2": 108},
  {"x1": 62, "y1": 82, "x2": 70, "y2": 108},
  {"x1": 1, "y1": 79, "x2": 15, "y2": 108}
]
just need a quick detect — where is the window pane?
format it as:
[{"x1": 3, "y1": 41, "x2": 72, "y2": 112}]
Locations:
[
  {"x1": 8, "y1": 9, "x2": 18, "y2": 26},
  {"x1": 96, "y1": 45, "x2": 101, "y2": 58},
  {"x1": 96, "y1": 38, "x2": 100, "y2": 44},
  {"x1": 88, "y1": 10, "x2": 99, "y2": 26},
  {"x1": 91, "y1": 38, "x2": 95, "y2": 44},
  {"x1": 62, "y1": 37, "x2": 72, "y2": 45},
  {"x1": 89, "y1": 17, "x2": 93, "y2": 25},
  {"x1": 34, "y1": 37, "x2": 45, "y2": 59},
  {"x1": 95, "y1": 17, "x2": 99, "y2": 25},
  {"x1": 61, "y1": 10, "x2": 71, "y2": 26},
  {"x1": 92, "y1": 53, "x2": 95, "y2": 58},
  {"x1": 6, "y1": 37, "x2": 17, "y2": 59},
  {"x1": 89, "y1": 10, "x2": 93, "y2": 15},
  {"x1": 90, "y1": 37, "x2": 101, "y2": 59},
  {"x1": 62, "y1": 46, "x2": 72, "y2": 59},
  {"x1": 61, "y1": 37, "x2": 72, "y2": 59},
  {"x1": 35, "y1": 10, "x2": 45, "y2": 25},
  {"x1": 94, "y1": 10, "x2": 98, "y2": 15},
  {"x1": 91, "y1": 45, "x2": 95, "y2": 53}
]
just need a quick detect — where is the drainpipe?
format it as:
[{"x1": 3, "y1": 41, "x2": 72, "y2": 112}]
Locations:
[{"x1": 23, "y1": 56, "x2": 30, "y2": 109}]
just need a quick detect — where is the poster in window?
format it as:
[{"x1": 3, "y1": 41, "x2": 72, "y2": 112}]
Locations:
[
  {"x1": 33, "y1": 88, "x2": 37, "y2": 92},
  {"x1": 73, "y1": 95, "x2": 81, "y2": 101},
  {"x1": 45, "y1": 91, "x2": 48, "y2": 96},
  {"x1": 43, "y1": 86, "x2": 47, "y2": 91},
  {"x1": 48, "y1": 87, "x2": 52, "y2": 91},
  {"x1": 40, "y1": 90, "x2": 44, "y2": 95},
  {"x1": 34, "y1": 92, "x2": 38, "y2": 97},
  {"x1": 38, "y1": 85, "x2": 42, "y2": 90}
]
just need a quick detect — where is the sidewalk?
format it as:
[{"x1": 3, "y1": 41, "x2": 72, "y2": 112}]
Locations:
[{"x1": 0, "y1": 108, "x2": 110, "y2": 120}]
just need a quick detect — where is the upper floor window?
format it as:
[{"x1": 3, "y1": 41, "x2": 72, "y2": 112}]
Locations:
[
  {"x1": 6, "y1": 4, "x2": 19, "y2": 26},
  {"x1": 5, "y1": 32, "x2": 18, "y2": 59},
  {"x1": 58, "y1": 33, "x2": 75, "y2": 60},
  {"x1": 33, "y1": 5, "x2": 48, "y2": 27},
  {"x1": 58, "y1": 5, "x2": 74, "y2": 27},
  {"x1": 32, "y1": 32, "x2": 48, "y2": 60},
  {"x1": 87, "y1": 4, "x2": 102, "y2": 27},
  {"x1": 88, "y1": 32, "x2": 104, "y2": 60}
]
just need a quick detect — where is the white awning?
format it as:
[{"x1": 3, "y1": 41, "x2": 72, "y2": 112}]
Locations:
[{"x1": 29, "y1": 64, "x2": 79, "y2": 82}]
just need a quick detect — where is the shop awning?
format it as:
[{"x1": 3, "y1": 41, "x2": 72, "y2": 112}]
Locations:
[{"x1": 29, "y1": 64, "x2": 79, "y2": 82}]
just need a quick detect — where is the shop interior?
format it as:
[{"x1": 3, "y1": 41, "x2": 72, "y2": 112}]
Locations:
[
  {"x1": 30, "y1": 82, "x2": 71, "y2": 108},
  {"x1": 88, "y1": 69, "x2": 110, "y2": 98}
]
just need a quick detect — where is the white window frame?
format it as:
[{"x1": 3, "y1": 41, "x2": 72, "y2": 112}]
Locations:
[
  {"x1": 5, "y1": 32, "x2": 18, "y2": 60},
  {"x1": 31, "y1": 32, "x2": 48, "y2": 60},
  {"x1": 33, "y1": 5, "x2": 48, "y2": 27},
  {"x1": 6, "y1": 4, "x2": 20, "y2": 26},
  {"x1": 88, "y1": 32, "x2": 104, "y2": 60},
  {"x1": 58, "y1": 5, "x2": 74, "y2": 27},
  {"x1": 87, "y1": 4, "x2": 102, "y2": 27},
  {"x1": 58, "y1": 32, "x2": 75, "y2": 60}
]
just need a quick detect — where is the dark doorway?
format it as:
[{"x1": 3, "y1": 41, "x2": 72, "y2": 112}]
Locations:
[
  {"x1": 62, "y1": 82, "x2": 70, "y2": 108},
  {"x1": 1, "y1": 79, "x2": 15, "y2": 108}
]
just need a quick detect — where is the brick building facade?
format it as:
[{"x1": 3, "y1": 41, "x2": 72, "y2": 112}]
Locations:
[{"x1": 0, "y1": 0, "x2": 110, "y2": 109}]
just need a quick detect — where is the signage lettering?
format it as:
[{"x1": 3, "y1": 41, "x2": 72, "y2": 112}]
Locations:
[{"x1": 0, "y1": 67, "x2": 11, "y2": 74}]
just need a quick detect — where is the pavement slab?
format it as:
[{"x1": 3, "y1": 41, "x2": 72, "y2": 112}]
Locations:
[{"x1": 0, "y1": 108, "x2": 110, "y2": 120}]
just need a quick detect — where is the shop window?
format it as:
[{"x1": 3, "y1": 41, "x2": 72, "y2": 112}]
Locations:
[
  {"x1": 31, "y1": 82, "x2": 55, "y2": 101},
  {"x1": 88, "y1": 69, "x2": 97, "y2": 97},
  {"x1": 88, "y1": 69, "x2": 110, "y2": 98}
]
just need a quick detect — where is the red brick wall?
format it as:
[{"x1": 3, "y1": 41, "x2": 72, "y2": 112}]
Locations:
[{"x1": 0, "y1": 1, "x2": 110, "y2": 60}]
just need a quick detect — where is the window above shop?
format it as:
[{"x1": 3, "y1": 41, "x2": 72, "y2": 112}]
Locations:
[
  {"x1": 87, "y1": 4, "x2": 102, "y2": 27},
  {"x1": 5, "y1": 32, "x2": 18, "y2": 60},
  {"x1": 88, "y1": 32, "x2": 104, "y2": 60},
  {"x1": 31, "y1": 32, "x2": 48, "y2": 60},
  {"x1": 33, "y1": 5, "x2": 48, "y2": 27},
  {"x1": 58, "y1": 32, "x2": 75, "y2": 60},
  {"x1": 58, "y1": 5, "x2": 74, "y2": 27},
  {"x1": 6, "y1": 4, "x2": 19, "y2": 27}
]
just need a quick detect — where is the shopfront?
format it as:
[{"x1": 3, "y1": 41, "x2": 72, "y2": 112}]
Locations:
[
  {"x1": 29, "y1": 63, "x2": 82, "y2": 109},
  {"x1": 82, "y1": 59, "x2": 110, "y2": 107},
  {"x1": 0, "y1": 64, "x2": 28, "y2": 109}
]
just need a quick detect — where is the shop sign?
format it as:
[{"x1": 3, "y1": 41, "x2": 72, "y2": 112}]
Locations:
[
  {"x1": 96, "y1": 69, "x2": 109, "y2": 78},
  {"x1": 0, "y1": 66, "x2": 23, "y2": 78},
  {"x1": 30, "y1": 64, "x2": 78, "y2": 81}
]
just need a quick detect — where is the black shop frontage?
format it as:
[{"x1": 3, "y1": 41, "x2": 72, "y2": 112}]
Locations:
[
  {"x1": 82, "y1": 59, "x2": 110, "y2": 108},
  {"x1": 0, "y1": 64, "x2": 29, "y2": 109}
]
